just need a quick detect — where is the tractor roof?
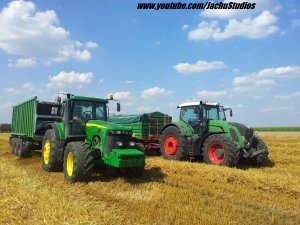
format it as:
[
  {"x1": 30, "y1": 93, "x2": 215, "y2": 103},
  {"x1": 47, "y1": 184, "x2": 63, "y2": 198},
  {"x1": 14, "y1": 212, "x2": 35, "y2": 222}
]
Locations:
[{"x1": 178, "y1": 101, "x2": 219, "y2": 108}]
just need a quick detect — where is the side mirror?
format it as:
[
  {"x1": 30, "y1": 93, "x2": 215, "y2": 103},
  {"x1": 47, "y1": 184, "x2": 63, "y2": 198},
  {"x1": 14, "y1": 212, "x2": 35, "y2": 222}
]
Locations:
[
  {"x1": 230, "y1": 109, "x2": 233, "y2": 117},
  {"x1": 117, "y1": 102, "x2": 121, "y2": 112}
]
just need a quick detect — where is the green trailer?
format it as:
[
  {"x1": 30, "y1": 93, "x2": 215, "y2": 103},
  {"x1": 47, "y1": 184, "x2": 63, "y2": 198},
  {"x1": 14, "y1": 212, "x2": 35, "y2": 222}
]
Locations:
[
  {"x1": 110, "y1": 112, "x2": 172, "y2": 152},
  {"x1": 10, "y1": 96, "x2": 62, "y2": 157},
  {"x1": 9, "y1": 94, "x2": 145, "y2": 182}
]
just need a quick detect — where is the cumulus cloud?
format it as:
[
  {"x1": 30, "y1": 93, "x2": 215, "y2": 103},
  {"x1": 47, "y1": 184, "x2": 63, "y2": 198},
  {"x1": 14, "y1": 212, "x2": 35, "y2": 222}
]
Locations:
[
  {"x1": 86, "y1": 41, "x2": 98, "y2": 49},
  {"x1": 107, "y1": 91, "x2": 131, "y2": 100},
  {"x1": 189, "y1": 11, "x2": 279, "y2": 41},
  {"x1": 232, "y1": 66, "x2": 300, "y2": 93},
  {"x1": 125, "y1": 80, "x2": 134, "y2": 84},
  {"x1": 173, "y1": 60, "x2": 227, "y2": 74},
  {"x1": 182, "y1": 24, "x2": 189, "y2": 30},
  {"x1": 141, "y1": 87, "x2": 172, "y2": 98},
  {"x1": 274, "y1": 91, "x2": 300, "y2": 100},
  {"x1": 47, "y1": 71, "x2": 93, "y2": 88},
  {"x1": 196, "y1": 90, "x2": 227, "y2": 98},
  {"x1": 8, "y1": 58, "x2": 37, "y2": 68},
  {"x1": 0, "y1": 0, "x2": 95, "y2": 65},
  {"x1": 98, "y1": 79, "x2": 105, "y2": 84},
  {"x1": 201, "y1": 0, "x2": 279, "y2": 19}
]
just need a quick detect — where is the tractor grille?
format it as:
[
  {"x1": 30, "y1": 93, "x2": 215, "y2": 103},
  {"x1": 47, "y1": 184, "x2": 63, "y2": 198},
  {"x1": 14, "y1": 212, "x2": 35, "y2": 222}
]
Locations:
[{"x1": 105, "y1": 134, "x2": 132, "y2": 156}]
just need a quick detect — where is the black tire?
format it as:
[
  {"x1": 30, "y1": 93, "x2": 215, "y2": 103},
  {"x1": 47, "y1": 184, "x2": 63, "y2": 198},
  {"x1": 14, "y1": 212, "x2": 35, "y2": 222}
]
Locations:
[
  {"x1": 18, "y1": 142, "x2": 30, "y2": 158},
  {"x1": 202, "y1": 134, "x2": 238, "y2": 167},
  {"x1": 248, "y1": 137, "x2": 269, "y2": 166},
  {"x1": 14, "y1": 139, "x2": 20, "y2": 156},
  {"x1": 10, "y1": 138, "x2": 16, "y2": 154},
  {"x1": 160, "y1": 126, "x2": 187, "y2": 161},
  {"x1": 63, "y1": 142, "x2": 94, "y2": 183},
  {"x1": 41, "y1": 129, "x2": 62, "y2": 172}
]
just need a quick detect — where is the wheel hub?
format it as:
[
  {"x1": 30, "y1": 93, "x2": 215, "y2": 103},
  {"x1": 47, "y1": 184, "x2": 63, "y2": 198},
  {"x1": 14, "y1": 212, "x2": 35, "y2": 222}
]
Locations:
[
  {"x1": 208, "y1": 143, "x2": 225, "y2": 164},
  {"x1": 164, "y1": 135, "x2": 178, "y2": 156}
]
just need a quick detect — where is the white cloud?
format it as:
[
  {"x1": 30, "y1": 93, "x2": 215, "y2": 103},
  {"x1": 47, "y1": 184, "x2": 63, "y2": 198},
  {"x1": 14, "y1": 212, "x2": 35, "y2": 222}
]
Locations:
[
  {"x1": 141, "y1": 87, "x2": 172, "y2": 98},
  {"x1": 155, "y1": 41, "x2": 161, "y2": 46},
  {"x1": 0, "y1": 0, "x2": 93, "y2": 65},
  {"x1": 291, "y1": 19, "x2": 300, "y2": 28},
  {"x1": 125, "y1": 80, "x2": 134, "y2": 84},
  {"x1": 8, "y1": 58, "x2": 37, "y2": 68},
  {"x1": 21, "y1": 82, "x2": 34, "y2": 90},
  {"x1": 259, "y1": 107, "x2": 272, "y2": 113},
  {"x1": 47, "y1": 71, "x2": 93, "y2": 88},
  {"x1": 232, "y1": 68, "x2": 240, "y2": 73},
  {"x1": 4, "y1": 87, "x2": 22, "y2": 95},
  {"x1": 182, "y1": 24, "x2": 189, "y2": 30},
  {"x1": 0, "y1": 102, "x2": 13, "y2": 110},
  {"x1": 173, "y1": 60, "x2": 226, "y2": 74},
  {"x1": 232, "y1": 66, "x2": 300, "y2": 93},
  {"x1": 189, "y1": 11, "x2": 279, "y2": 41},
  {"x1": 201, "y1": 0, "x2": 278, "y2": 19},
  {"x1": 107, "y1": 91, "x2": 131, "y2": 100},
  {"x1": 98, "y1": 79, "x2": 105, "y2": 84},
  {"x1": 86, "y1": 41, "x2": 98, "y2": 49},
  {"x1": 274, "y1": 91, "x2": 300, "y2": 100},
  {"x1": 196, "y1": 90, "x2": 227, "y2": 98},
  {"x1": 137, "y1": 106, "x2": 152, "y2": 112}
]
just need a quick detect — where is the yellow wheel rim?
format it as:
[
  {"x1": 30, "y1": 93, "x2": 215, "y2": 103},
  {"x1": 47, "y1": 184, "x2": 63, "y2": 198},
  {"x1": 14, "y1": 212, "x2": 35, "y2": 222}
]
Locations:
[
  {"x1": 43, "y1": 139, "x2": 51, "y2": 165},
  {"x1": 67, "y1": 151, "x2": 74, "y2": 176}
]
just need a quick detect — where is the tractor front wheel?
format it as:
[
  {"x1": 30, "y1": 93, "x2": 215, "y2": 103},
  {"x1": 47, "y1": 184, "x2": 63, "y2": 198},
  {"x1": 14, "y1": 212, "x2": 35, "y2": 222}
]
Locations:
[
  {"x1": 63, "y1": 142, "x2": 94, "y2": 183},
  {"x1": 202, "y1": 134, "x2": 238, "y2": 167},
  {"x1": 160, "y1": 126, "x2": 187, "y2": 161}
]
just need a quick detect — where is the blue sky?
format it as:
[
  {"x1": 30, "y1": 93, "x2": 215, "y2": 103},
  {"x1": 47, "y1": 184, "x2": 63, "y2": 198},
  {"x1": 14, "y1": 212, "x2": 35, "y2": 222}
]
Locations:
[{"x1": 0, "y1": 0, "x2": 299, "y2": 126}]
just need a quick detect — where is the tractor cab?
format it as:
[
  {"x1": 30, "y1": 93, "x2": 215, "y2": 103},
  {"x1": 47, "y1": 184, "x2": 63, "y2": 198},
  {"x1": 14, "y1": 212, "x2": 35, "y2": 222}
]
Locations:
[{"x1": 178, "y1": 101, "x2": 232, "y2": 134}]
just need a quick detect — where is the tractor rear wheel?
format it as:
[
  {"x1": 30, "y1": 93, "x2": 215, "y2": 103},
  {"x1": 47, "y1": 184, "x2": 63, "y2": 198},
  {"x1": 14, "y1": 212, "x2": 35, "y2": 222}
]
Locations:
[
  {"x1": 41, "y1": 129, "x2": 62, "y2": 172},
  {"x1": 202, "y1": 134, "x2": 238, "y2": 167},
  {"x1": 160, "y1": 126, "x2": 187, "y2": 161},
  {"x1": 63, "y1": 142, "x2": 94, "y2": 183}
]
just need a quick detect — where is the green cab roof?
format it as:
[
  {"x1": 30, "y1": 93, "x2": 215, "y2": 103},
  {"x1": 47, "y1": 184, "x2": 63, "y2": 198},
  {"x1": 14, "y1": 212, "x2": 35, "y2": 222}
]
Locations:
[{"x1": 63, "y1": 95, "x2": 108, "y2": 103}]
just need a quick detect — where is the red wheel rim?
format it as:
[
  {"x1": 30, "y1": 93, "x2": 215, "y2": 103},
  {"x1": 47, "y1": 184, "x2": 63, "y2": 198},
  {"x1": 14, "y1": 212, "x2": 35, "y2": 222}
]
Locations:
[
  {"x1": 164, "y1": 135, "x2": 178, "y2": 156},
  {"x1": 208, "y1": 143, "x2": 225, "y2": 164}
]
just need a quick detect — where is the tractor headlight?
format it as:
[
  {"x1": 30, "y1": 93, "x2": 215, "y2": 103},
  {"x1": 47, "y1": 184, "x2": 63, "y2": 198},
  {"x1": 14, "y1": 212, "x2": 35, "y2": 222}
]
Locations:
[
  {"x1": 116, "y1": 141, "x2": 123, "y2": 147},
  {"x1": 128, "y1": 141, "x2": 135, "y2": 147}
]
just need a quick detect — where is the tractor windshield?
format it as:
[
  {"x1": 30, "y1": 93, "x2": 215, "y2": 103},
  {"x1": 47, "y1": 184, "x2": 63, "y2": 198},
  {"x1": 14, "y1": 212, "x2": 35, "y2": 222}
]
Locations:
[
  {"x1": 72, "y1": 100, "x2": 107, "y2": 122},
  {"x1": 204, "y1": 105, "x2": 226, "y2": 121}
]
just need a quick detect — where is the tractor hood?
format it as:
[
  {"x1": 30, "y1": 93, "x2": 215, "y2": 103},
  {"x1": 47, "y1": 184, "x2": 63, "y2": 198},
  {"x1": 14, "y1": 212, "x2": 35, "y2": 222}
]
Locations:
[
  {"x1": 86, "y1": 120, "x2": 132, "y2": 132},
  {"x1": 228, "y1": 122, "x2": 254, "y2": 142}
]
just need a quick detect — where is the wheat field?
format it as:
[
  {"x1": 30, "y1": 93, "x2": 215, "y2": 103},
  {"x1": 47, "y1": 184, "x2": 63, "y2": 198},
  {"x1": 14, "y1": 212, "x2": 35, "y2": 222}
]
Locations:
[{"x1": 0, "y1": 132, "x2": 299, "y2": 225}]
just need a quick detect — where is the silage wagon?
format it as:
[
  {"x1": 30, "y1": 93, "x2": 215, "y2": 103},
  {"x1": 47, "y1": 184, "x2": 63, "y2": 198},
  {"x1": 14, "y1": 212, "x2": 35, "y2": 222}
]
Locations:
[{"x1": 110, "y1": 112, "x2": 172, "y2": 153}]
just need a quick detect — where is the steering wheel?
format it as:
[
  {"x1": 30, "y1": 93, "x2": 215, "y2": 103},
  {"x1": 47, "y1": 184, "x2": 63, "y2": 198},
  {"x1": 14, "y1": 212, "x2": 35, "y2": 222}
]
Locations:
[{"x1": 82, "y1": 111, "x2": 92, "y2": 119}]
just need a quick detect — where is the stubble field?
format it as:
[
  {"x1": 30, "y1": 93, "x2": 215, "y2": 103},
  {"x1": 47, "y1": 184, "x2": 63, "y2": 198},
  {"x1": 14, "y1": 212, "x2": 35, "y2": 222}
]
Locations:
[{"x1": 0, "y1": 132, "x2": 299, "y2": 225}]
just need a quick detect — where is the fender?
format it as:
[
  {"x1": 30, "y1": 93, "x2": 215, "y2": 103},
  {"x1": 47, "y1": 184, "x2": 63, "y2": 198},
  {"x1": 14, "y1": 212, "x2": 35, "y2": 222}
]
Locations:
[{"x1": 160, "y1": 122, "x2": 187, "y2": 136}]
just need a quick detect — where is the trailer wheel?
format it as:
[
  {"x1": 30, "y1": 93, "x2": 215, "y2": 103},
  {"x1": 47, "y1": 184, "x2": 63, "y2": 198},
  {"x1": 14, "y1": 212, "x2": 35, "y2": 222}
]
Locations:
[
  {"x1": 10, "y1": 138, "x2": 16, "y2": 154},
  {"x1": 202, "y1": 134, "x2": 238, "y2": 167},
  {"x1": 42, "y1": 129, "x2": 62, "y2": 172},
  {"x1": 160, "y1": 126, "x2": 187, "y2": 161},
  {"x1": 14, "y1": 139, "x2": 21, "y2": 156},
  {"x1": 63, "y1": 142, "x2": 94, "y2": 183}
]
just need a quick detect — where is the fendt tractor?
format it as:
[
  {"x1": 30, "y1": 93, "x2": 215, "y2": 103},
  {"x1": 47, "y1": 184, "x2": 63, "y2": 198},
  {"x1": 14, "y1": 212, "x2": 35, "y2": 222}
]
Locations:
[
  {"x1": 160, "y1": 101, "x2": 269, "y2": 166},
  {"x1": 9, "y1": 94, "x2": 145, "y2": 182}
]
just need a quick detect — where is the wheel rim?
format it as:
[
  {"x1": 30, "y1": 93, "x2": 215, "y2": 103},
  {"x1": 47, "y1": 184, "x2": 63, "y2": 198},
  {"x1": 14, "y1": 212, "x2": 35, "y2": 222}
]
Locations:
[
  {"x1": 164, "y1": 135, "x2": 178, "y2": 156},
  {"x1": 67, "y1": 151, "x2": 74, "y2": 176},
  {"x1": 208, "y1": 143, "x2": 225, "y2": 164},
  {"x1": 43, "y1": 139, "x2": 51, "y2": 165}
]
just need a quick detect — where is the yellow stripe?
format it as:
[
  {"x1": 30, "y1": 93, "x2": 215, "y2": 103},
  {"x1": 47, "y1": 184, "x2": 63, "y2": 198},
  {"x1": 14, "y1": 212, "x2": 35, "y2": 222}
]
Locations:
[{"x1": 86, "y1": 123, "x2": 107, "y2": 129}]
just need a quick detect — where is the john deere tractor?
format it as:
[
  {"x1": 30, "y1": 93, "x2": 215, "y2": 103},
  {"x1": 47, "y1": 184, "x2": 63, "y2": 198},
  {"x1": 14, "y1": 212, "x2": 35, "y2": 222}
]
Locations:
[
  {"x1": 10, "y1": 94, "x2": 145, "y2": 182},
  {"x1": 160, "y1": 101, "x2": 268, "y2": 166}
]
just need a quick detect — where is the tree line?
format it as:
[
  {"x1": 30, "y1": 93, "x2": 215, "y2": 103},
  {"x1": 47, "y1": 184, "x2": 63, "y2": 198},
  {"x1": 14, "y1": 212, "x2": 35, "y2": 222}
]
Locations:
[{"x1": 0, "y1": 124, "x2": 12, "y2": 132}]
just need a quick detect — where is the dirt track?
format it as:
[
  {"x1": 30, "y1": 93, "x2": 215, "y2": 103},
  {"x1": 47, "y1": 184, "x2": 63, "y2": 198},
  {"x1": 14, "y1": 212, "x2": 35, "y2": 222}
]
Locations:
[{"x1": 0, "y1": 132, "x2": 299, "y2": 225}]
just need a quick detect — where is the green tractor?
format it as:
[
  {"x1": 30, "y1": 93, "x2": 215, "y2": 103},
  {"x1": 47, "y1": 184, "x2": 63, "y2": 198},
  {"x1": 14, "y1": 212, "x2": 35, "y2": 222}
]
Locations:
[
  {"x1": 160, "y1": 101, "x2": 268, "y2": 166},
  {"x1": 10, "y1": 94, "x2": 145, "y2": 182}
]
